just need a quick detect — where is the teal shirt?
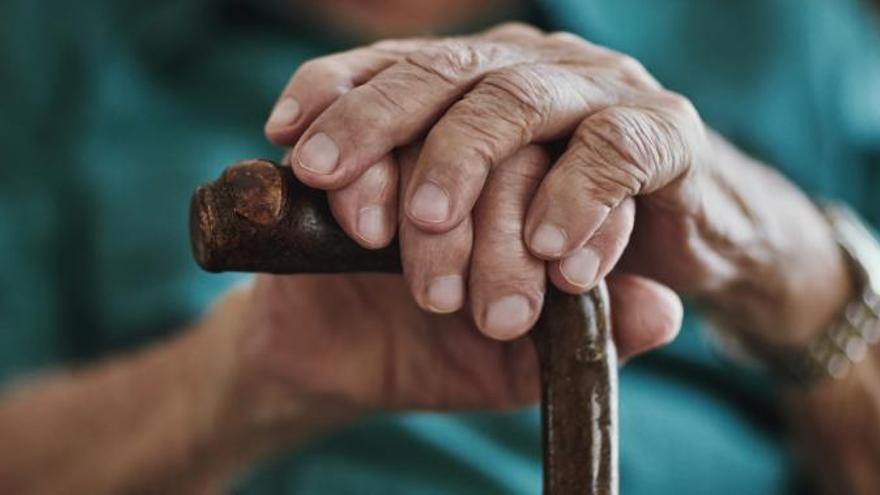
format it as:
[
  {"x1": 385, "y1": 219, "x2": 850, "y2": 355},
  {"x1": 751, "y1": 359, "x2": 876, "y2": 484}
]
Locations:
[{"x1": 1, "y1": 1, "x2": 878, "y2": 493}]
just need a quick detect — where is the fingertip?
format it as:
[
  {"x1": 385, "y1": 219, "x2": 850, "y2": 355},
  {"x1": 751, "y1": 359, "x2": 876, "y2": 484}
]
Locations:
[
  {"x1": 404, "y1": 189, "x2": 475, "y2": 235},
  {"x1": 329, "y1": 195, "x2": 392, "y2": 251},
  {"x1": 547, "y1": 197, "x2": 636, "y2": 292},
  {"x1": 400, "y1": 210, "x2": 473, "y2": 321},
  {"x1": 326, "y1": 157, "x2": 399, "y2": 249},
  {"x1": 477, "y1": 293, "x2": 540, "y2": 341},
  {"x1": 425, "y1": 274, "x2": 466, "y2": 314},
  {"x1": 402, "y1": 140, "x2": 491, "y2": 234},
  {"x1": 406, "y1": 180, "x2": 451, "y2": 225},
  {"x1": 652, "y1": 281, "x2": 684, "y2": 344},
  {"x1": 354, "y1": 205, "x2": 395, "y2": 249},
  {"x1": 264, "y1": 97, "x2": 303, "y2": 144},
  {"x1": 559, "y1": 247, "x2": 601, "y2": 288},
  {"x1": 630, "y1": 276, "x2": 684, "y2": 346},
  {"x1": 528, "y1": 222, "x2": 571, "y2": 260},
  {"x1": 296, "y1": 131, "x2": 340, "y2": 174},
  {"x1": 608, "y1": 274, "x2": 683, "y2": 361},
  {"x1": 290, "y1": 146, "x2": 349, "y2": 191},
  {"x1": 465, "y1": 145, "x2": 549, "y2": 342},
  {"x1": 547, "y1": 248, "x2": 601, "y2": 294},
  {"x1": 524, "y1": 161, "x2": 618, "y2": 261}
]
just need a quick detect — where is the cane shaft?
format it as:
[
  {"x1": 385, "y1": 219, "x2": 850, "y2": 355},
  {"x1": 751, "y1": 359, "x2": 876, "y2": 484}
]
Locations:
[{"x1": 535, "y1": 286, "x2": 618, "y2": 495}]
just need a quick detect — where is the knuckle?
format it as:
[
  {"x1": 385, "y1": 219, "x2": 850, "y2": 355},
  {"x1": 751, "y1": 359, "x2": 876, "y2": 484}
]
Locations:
[
  {"x1": 487, "y1": 22, "x2": 543, "y2": 39},
  {"x1": 405, "y1": 40, "x2": 487, "y2": 85},
  {"x1": 659, "y1": 91, "x2": 700, "y2": 121},
  {"x1": 564, "y1": 147, "x2": 642, "y2": 206},
  {"x1": 516, "y1": 145, "x2": 552, "y2": 173},
  {"x1": 296, "y1": 57, "x2": 335, "y2": 80},
  {"x1": 611, "y1": 54, "x2": 641, "y2": 71},
  {"x1": 578, "y1": 110, "x2": 638, "y2": 162},
  {"x1": 492, "y1": 145, "x2": 551, "y2": 186},
  {"x1": 607, "y1": 54, "x2": 653, "y2": 85},
  {"x1": 645, "y1": 95, "x2": 702, "y2": 172},
  {"x1": 546, "y1": 30, "x2": 591, "y2": 48},
  {"x1": 571, "y1": 110, "x2": 653, "y2": 198},
  {"x1": 430, "y1": 66, "x2": 551, "y2": 170},
  {"x1": 370, "y1": 37, "x2": 426, "y2": 55},
  {"x1": 429, "y1": 116, "x2": 499, "y2": 170},
  {"x1": 586, "y1": 163, "x2": 643, "y2": 202},
  {"x1": 360, "y1": 81, "x2": 412, "y2": 116},
  {"x1": 294, "y1": 58, "x2": 351, "y2": 94},
  {"x1": 477, "y1": 67, "x2": 550, "y2": 133}
]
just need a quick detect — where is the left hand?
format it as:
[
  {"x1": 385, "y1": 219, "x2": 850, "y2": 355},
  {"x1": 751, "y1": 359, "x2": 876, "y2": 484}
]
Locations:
[
  {"x1": 227, "y1": 144, "x2": 683, "y2": 412},
  {"x1": 264, "y1": 22, "x2": 848, "y2": 347}
]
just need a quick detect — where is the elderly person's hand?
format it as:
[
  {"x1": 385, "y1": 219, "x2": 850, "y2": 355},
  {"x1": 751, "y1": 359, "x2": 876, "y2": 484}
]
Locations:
[
  {"x1": 265, "y1": 23, "x2": 852, "y2": 352},
  {"x1": 238, "y1": 145, "x2": 681, "y2": 412}
]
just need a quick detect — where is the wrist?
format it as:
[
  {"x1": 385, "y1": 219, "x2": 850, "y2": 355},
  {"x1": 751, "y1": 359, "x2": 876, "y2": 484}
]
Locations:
[{"x1": 696, "y1": 136, "x2": 856, "y2": 349}]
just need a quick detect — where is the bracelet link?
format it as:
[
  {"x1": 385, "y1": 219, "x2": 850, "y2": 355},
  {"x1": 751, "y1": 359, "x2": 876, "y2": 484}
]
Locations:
[
  {"x1": 699, "y1": 203, "x2": 880, "y2": 385},
  {"x1": 787, "y1": 204, "x2": 880, "y2": 383}
]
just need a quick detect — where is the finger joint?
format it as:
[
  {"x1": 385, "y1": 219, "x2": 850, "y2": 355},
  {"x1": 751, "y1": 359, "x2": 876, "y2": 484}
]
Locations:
[{"x1": 405, "y1": 40, "x2": 489, "y2": 85}]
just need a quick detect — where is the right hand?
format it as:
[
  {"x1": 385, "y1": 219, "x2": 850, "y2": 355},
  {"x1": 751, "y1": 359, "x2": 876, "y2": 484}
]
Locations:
[
  {"x1": 264, "y1": 25, "x2": 695, "y2": 343},
  {"x1": 230, "y1": 146, "x2": 682, "y2": 413}
]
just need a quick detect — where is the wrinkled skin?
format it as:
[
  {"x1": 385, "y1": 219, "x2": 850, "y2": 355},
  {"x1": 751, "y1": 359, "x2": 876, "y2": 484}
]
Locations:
[
  {"x1": 253, "y1": 22, "x2": 848, "y2": 409},
  {"x1": 265, "y1": 23, "x2": 700, "y2": 341},
  {"x1": 244, "y1": 145, "x2": 681, "y2": 410}
]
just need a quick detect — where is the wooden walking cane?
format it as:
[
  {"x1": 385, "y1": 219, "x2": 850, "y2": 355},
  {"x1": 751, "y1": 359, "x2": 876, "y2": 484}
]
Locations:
[{"x1": 190, "y1": 160, "x2": 619, "y2": 495}]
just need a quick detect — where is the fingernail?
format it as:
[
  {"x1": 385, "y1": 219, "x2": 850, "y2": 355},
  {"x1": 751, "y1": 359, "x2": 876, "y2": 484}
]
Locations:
[
  {"x1": 267, "y1": 98, "x2": 300, "y2": 128},
  {"x1": 560, "y1": 247, "x2": 601, "y2": 288},
  {"x1": 427, "y1": 275, "x2": 464, "y2": 313},
  {"x1": 298, "y1": 132, "x2": 339, "y2": 174},
  {"x1": 484, "y1": 294, "x2": 532, "y2": 340},
  {"x1": 409, "y1": 182, "x2": 450, "y2": 224},
  {"x1": 530, "y1": 223, "x2": 567, "y2": 257},
  {"x1": 356, "y1": 206, "x2": 385, "y2": 245}
]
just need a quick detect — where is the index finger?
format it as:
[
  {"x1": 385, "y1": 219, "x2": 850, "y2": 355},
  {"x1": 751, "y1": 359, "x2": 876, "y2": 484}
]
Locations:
[
  {"x1": 265, "y1": 45, "x2": 407, "y2": 146},
  {"x1": 289, "y1": 38, "x2": 533, "y2": 190}
]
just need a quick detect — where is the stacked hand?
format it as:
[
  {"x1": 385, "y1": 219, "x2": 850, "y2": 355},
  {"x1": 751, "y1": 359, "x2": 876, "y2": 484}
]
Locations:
[
  {"x1": 243, "y1": 143, "x2": 681, "y2": 411},
  {"x1": 232, "y1": 23, "x2": 845, "y2": 412},
  {"x1": 0, "y1": 22, "x2": 863, "y2": 495}
]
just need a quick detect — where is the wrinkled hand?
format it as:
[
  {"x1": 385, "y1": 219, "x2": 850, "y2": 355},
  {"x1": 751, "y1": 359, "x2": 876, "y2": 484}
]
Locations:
[
  {"x1": 237, "y1": 146, "x2": 681, "y2": 411},
  {"x1": 242, "y1": 271, "x2": 679, "y2": 410},
  {"x1": 265, "y1": 23, "x2": 705, "y2": 342}
]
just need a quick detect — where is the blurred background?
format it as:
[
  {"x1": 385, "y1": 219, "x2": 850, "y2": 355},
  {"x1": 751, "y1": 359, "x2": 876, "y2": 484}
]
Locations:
[{"x1": 0, "y1": 1, "x2": 878, "y2": 493}]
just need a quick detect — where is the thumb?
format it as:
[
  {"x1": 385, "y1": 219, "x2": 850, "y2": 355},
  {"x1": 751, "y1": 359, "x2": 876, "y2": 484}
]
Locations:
[{"x1": 606, "y1": 273, "x2": 683, "y2": 362}]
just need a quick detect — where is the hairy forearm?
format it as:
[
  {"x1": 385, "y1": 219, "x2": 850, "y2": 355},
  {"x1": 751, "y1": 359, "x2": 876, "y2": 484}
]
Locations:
[{"x1": 0, "y1": 287, "x2": 350, "y2": 494}]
